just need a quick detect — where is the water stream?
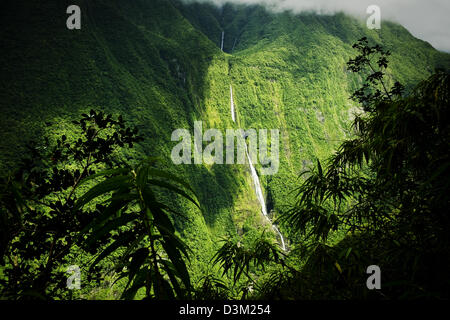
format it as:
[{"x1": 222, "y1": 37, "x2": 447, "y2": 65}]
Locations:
[
  {"x1": 230, "y1": 85, "x2": 236, "y2": 122},
  {"x1": 230, "y1": 85, "x2": 286, "y2": 251}
]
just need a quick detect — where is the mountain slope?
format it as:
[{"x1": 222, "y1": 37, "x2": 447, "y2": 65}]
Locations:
[
  {"x1": 1, "y1": 0, "x2": 449, "y2": 284},
  {"x1": 174, "y1": 0, "x2": 450, "y2": 229}
]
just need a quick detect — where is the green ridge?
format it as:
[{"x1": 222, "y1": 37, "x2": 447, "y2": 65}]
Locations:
[{"x1": 1, "y1": 0, "x2": 449, "y2": 293}]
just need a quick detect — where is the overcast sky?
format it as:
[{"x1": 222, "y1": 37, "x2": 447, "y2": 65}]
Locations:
[{"x1": 184, "y1": 0, "x2": 450, "y2": 52}]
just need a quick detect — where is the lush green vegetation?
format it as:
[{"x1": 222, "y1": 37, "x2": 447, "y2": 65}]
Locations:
[
  {"x1": 0, "y1": 110, "x2": 199, "y2": 299},
  {"x1": 0, "y1": 0, "x2": 449, "y2": 299},
  {"x1": 277, "y1": 39, "x2": 450, "y2": 299}
]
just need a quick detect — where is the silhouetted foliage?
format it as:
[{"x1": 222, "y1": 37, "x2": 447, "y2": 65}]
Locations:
[
  {"x1": 347, "y1": 37, "x2": 404, "y2": 111},
  {"x1": 0, "y1": 110, "x2": 198, "y2": 300},
  {"x1": 193, "y1": 273, "x2": 229, "y2": 300},
  {"x1": 279, "y1": 38, "x2": 450, "y2": 298},
  {"x1": 210, "y1": 233, "x2": 284, "y2": 298}
]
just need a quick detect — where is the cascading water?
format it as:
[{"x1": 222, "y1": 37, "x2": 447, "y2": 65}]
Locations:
[
  {"x1": 230, "y1": 85, "x2": 236, "y2": 122},
  {"x1": 231, "y1": 38, "x2": 238, "y2": 53},
  {"x1": 220, "y1": 31, "x2": 225, "y2": 52},
  {"x1": 230, "y1": 85, "x2": 286, "y2": 251}
]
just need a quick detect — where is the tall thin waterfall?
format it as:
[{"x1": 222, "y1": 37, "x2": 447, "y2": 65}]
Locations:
[
  {"x1": 230, "y1": 85, "x2": 236, "y2": 122},
  {"x1": 230, "y1": 85, "x2": 286, "y2": 251},
  {"x1": 220, "y1": 31, "x2": 225, "y2": 51}
]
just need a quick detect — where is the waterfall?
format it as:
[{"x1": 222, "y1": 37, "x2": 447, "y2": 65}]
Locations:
[
  {"x1": 245, "y1": 144, "x2": 286, "y2": 251},
  {"x1": 231, "y1": 38, "x2": 238, "y2": 53},
  {"x1": 230, "y1": 85, "x2": 236, "y2": 122},
  {"x1": 230, "y1": 86, "x2": 286, "y2": 251},
  {"x1": 221, "y1": 31, "x2": 225, "y2": 51}
]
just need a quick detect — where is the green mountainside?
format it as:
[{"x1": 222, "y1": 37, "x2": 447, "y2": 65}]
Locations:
[{"x1": 1, "y1": 0, "x2": 449, "y2": 292}]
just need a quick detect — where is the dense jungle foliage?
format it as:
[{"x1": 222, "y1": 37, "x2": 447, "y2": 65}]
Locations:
[{"x1": 0, "y1": 0, "x2": 449, "y2": 300}]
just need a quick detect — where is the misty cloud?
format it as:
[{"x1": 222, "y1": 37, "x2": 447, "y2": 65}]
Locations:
[{"x1": 182, "y1": 0, "x2": 450, "y2": 52}]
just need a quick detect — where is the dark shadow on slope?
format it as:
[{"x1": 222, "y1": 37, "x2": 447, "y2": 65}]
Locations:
[
  {"x1": 172, "y1": 0, "x2": 273, "y2": 54},
  {"x1": 0, "y1": 0, "x2": 244, "y2": 232}
]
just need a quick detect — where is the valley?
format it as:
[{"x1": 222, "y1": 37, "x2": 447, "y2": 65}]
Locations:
[{"x1": 1, "y1": 0, "x2": 449, "y2": 300}]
